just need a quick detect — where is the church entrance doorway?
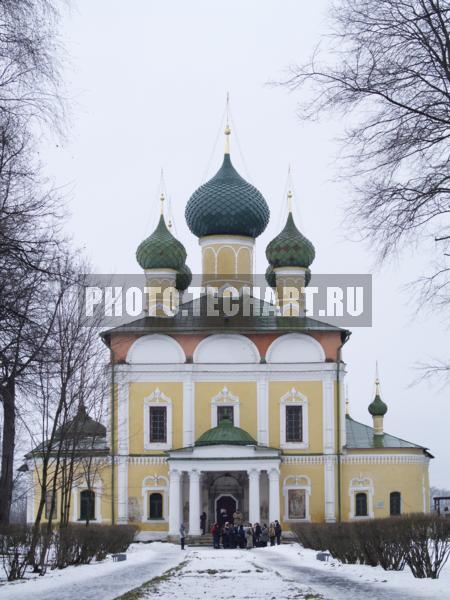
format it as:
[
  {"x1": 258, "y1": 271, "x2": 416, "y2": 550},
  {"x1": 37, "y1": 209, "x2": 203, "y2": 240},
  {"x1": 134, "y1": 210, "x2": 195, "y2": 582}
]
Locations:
[{"x1": 216, "y1": 494, "x2": 237, "y2": 525}]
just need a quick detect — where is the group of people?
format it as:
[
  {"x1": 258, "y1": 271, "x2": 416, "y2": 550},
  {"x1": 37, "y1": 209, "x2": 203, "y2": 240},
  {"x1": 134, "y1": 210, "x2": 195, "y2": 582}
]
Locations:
[{"x1": 210, "y1": 520, "x2": 282, "y2": 549}]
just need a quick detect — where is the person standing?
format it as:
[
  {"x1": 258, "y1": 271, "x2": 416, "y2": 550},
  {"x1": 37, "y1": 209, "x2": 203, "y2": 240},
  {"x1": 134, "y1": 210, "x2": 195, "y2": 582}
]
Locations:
[
  {"x1": 179, "y1": 522, "x2": 186, "y2": 550},
  {"x1": 238, "y1": 524, "x2": 246, "y2": 549},
  {"x1": 211, "y1": 522, "x2": 220, "y2": 549},
  {"x1": 260, "y1": 524, "x2": 269, "y2": 547},
  {"x1": 274, "y1": 520, "x2": 282, "y2": 545},
  {"x1": 254, "y1": 522, "x2": 261, "y2": 547},
  {"x1": 269, "y1": 522, "x2": 276, "y2": 546},
  {"x1": 200, "y1": 511, "x2": 207, "y2": 535},
  {"x1": 245, "y1": 523, "x2": 254, "y2": 549}
]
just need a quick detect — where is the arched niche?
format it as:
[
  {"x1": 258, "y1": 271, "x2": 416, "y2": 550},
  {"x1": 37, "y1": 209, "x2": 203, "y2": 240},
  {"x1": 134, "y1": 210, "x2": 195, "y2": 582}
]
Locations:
[
  {"x1": 193, "y1": 334, "x2": 260, "y2": 364},
  {"x1": 266, "y1": 333, "x2": 325, "y2": 363},
  {"x1": 126, "y1": 334, "x2": 185, "y2": 364}
]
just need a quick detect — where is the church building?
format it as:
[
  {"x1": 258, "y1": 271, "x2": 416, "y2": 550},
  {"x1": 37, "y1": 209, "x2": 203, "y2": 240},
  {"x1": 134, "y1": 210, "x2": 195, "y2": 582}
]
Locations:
[{"x1": 26, "y1": 122, "x2": 432, "y2": 538}]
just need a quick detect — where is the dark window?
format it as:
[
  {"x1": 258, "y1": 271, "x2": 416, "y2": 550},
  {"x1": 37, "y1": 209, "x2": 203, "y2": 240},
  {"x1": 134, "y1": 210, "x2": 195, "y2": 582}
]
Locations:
[
  {"x1": 355, "y1": 492, "x2": 368, "y2": 517},
  {"x1": 390, "y1": 491, "x2": 401, "y2": 516},
  {"x1": 45, "y1": 491, "x2": 57, "y2": 519},
  {"x1": 80, "y1": 490, "x2": 95, "y2": 521},
  {"x1": 149, "y1": 406, "x2": 167, "y2": 443},
  {"x1": 149, "y1": 492, "x2": 163, "y2": 519},
  {"x1": 217, "y1": 405, "x2": 234, "y2": 425},
  {"x1": 286, "y1": 405, "x2": 303, "y2": 442}
]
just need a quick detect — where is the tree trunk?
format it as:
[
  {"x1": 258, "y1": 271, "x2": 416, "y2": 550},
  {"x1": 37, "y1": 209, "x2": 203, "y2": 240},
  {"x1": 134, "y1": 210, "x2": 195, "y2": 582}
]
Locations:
[{"x1": 0, "y1": 378, "x2": 16, "y2": 524}]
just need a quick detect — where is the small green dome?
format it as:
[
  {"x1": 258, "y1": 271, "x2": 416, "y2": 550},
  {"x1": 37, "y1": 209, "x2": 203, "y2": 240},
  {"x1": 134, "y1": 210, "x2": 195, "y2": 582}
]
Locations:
[
  {"x1": 176, "y1": 263, "x2": 192, "y2": 291},
  {"x1": 185, "y1": 154, "x2": 270, "y2": 238},
  {"x1": 368, "y1": 392, "x2": 388, "y2": 416},
  {"x1": 266, "y1": 212, "x2": 315, "y2": 269},
  {"x1": 136, "y1": 215, "x2": 186, "y2": 271},
  {"x1": 195, "y1": 418, "x2": 257, "y2": 446}
]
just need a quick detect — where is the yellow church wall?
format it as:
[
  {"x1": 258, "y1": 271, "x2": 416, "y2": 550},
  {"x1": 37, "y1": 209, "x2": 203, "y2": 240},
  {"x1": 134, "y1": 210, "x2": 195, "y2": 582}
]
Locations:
[
  {"x1": 341, "y1": 457, "x2": 428, "y2": 519},
  {"x1": 128, "y1": 382, "x2": 183, "y2": 453},
  {"x1": 126, "y1": 461, "x2": 169, "y2": 531},
  {"x1": 280, "y1": 462, "x2": 325, "y2": 525},
  {"x1": 194, "y1": 381, "x2": 257, "y2": 440},
  {"x1": 268, "y1": 381, "x2": 323, "y2": 453}
]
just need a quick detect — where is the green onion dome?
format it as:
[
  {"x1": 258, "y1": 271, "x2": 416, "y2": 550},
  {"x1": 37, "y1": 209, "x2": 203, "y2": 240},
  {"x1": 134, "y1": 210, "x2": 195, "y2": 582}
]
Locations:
[
  {"x1": 176, "y1": 263, "x2": 192, "y2": 291},
  {"x1": 265, "y1": 265, "x2": 276, "y2": 288},
  {"x1": 185, "y1": 153, "x2": 270, "y2": 238},
  {"x1": 266, "y1": 211, "x2": 315, "y2": 269},
  {"x1": 136, "y1": 214, "x2": 186, "y2": 271},
  {"x1": 368, "y1": 381, "x2": 388, "y2": 416},
  {"x1": 195, "y1": 418, "x2": 257, "y2": 446}
]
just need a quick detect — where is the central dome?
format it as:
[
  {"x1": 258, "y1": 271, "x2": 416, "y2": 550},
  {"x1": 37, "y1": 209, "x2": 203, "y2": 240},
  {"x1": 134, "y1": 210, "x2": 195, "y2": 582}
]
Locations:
[
  {"x1": 195, "y1": 418, "x2": 257, "y2": 446},
  {"x1": 185, "y1": 154, "x2": 270, "y2": 238}
]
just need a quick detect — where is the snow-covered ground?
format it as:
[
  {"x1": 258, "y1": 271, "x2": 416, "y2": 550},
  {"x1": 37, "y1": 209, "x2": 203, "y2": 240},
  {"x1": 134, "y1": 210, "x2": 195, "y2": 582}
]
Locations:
[
  {"x1": 254, "y1": 544, "x2": 450, "y2": 600},
  {"x1": 0, "y1": 542, "x2": 183, "y2": 600},
  {"x1": 0, "y1": 542, "x2": 449, "y2": 600}
]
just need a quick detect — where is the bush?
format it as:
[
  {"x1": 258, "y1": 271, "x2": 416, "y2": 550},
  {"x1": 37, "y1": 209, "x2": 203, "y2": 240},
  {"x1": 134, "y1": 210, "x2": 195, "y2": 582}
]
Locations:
[
  {"x1": 0, "y1": 524, "x2": 33, "y2": 581},
  {"x1": 53, "y1": 524, "x2": 137, "y2": 569},
  {"x1": 292, "y1": 514, "x2": 450, "y2": 578}
]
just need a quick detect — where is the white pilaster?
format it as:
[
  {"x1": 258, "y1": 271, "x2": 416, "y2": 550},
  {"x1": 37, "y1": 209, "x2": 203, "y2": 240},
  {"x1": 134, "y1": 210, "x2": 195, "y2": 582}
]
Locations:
[
  {"x1": 117, "y1": 379, "x2": 129, "y2": 522},
  {"x1": 324, "y1": 455, "x2": 336, "y2": 522},
  {"x1": 117, "y1": 457, "x2": 128, "y2": 523},
  {"x1": 168, "y1": 470, "x2": 181, "y2": 535},
  {"x1": 188, "y1": 470, "x2": 202, "y2": 535},
  {"x1": 183, "y1": 381, "x2": 194, "y2": 447},
  {"x1": 322, "y1": 377, "x2": 335, "y2": 454},
  {"x1": 268, "y1": 468, "x2": 280, "y2": 523},
  {"x1": 248, "y1": 469, "x2": 261, "y2": 524},
  {"x1": 26, "y1": 468, "x2": 34, "y2": 524},
  {"x1": 257, "y1": 377, "x2": 269, "y2": 446}
]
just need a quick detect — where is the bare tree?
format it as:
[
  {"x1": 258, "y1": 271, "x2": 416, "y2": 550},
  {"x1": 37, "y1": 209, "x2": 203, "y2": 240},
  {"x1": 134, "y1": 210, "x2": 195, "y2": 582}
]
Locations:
[
  {"x1": 0, "y1": 0, "x2": 66, "y2": 524},
  {"x1": 281, "y1": 0, "x2": 450, "y2": 298},
  {"x1": 22, "y1": 265, "x2": 108, "y2": 572}
]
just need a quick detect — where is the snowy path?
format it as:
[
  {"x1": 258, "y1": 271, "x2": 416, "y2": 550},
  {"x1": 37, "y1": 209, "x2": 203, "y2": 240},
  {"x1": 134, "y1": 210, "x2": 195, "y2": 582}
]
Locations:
[
  {"x1": 0, "y1": 543, "x2": 183, "y2": 600},
  {"x1": 118, "y1": 547, "x2": 322, "y2": 599},
  {"x1": 254, "y1": 545, "x2": 450, "y2": 600}
]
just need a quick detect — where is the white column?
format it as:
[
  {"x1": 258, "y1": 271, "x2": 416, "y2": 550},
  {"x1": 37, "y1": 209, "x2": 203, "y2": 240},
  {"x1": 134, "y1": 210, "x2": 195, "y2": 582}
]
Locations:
[
  {"x1": 248, "y1": 469, "x2": 261, "y2": 524},
  {"x1": 324, "y1": 455, "x2": 336, "y2": 523},
  {"x1": 268, "y1": 468, "x2": 280, "y2": 523},
  {"x1": 322, "y1": 378, "x2": 335, "y2": 454},
  {"x1": 168, "y1": 470, "x2": 181, "y2": 535},
  {"x1": 117, "y1": 457, "x2": 128, "y2": 523},
  {"x1": 257, "y1": 377, "x2": 269, "y2": 446},
  {"x1": 117, "y1": 378, "x2": 129, "y2": 522},
  {"x1": 26, "y1": 467, "x2": 34, "y2": 524},
  {"x1": 183, "y1": 381, "x2": 194, "y2": 447},
  {"x1": 188, "y1": 470, "x2": 202, "y2": 535}
]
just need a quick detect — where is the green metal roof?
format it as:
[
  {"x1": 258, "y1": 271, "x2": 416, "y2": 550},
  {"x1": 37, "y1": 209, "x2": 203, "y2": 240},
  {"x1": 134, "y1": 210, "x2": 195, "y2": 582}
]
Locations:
[
  {"x1": 345, "y1": 415, "x2": 430, "y2": 453},
  {"x1": 195, "y1": 418, "x2": 257, "y2": 446},
  {"x1": 185, "y1": 154, "x2": 270, "y2": 238},
  {"x1": 266, "y1": 212, "x2": 315, "y2": 269},
  {"x1": 136, "y1": 215, "x2": 187, "y2": 271},
  {"x1": 101, "y1": 295, "x2": 349, "y2": 341}
]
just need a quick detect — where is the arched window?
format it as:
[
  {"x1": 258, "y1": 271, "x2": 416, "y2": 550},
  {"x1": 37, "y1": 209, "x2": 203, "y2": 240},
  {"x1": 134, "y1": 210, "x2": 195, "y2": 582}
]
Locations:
[
  {"x1": 390, "y1": 491, "x2": 401, "y2": 516},
  {"x1": 355, "y1": 492, "x2": 368, "y2": 517},
  {"x1": 80, "y1": 490, "x2": 95, "y2": 521},
  {"x1": 148, "y1": 492, "x2": 163, "y2": 520}
]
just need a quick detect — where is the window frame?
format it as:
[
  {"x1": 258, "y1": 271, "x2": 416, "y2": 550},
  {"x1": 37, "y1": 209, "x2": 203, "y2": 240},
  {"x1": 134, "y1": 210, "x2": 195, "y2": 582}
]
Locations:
[
  {"x1": 217, "y1": 405, "x2": 234, "y2": 425},
  {"x1": 210, "y1": 387, "x2": 240, "y2": 428},
  {"x1": 79, "y1": 489, "x2": 96, "y2": 522},
  {"x1": 390, "y1": 491, "x2": 402, "y2": 516},
  {"x1": 349, "y1": 477, "x2": 374, "y2": 520},
  {"x1": 285, "y1": 405, "x2": 303, "y2": 443},
  {"x1": 283, "y1": 475, "x2": 311, "y2": 522},
  {"x1": 355, "y1": 492, "x2": 368, "y2": 517},
  {"x1": 143, "y1": 389, "x2": 172, "y2": 451},
  {"x1": 45, "y1": 490, "x2": 57, "y2": 520},
  {"x1": 279, "y1": 388, "x2": 309, "y2": 449},
  {"x1": 142, "y1": 475, "x2": 169, "y2": 523},
  {"x1": 148, "y1": 492, "x2": 163, "y2": 520}
]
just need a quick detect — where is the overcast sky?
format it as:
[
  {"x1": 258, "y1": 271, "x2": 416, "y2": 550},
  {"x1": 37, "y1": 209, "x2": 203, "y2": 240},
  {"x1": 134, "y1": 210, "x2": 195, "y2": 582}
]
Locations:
[{"x1": 42, "y1": 0, "x2": 449, "y2": 488}]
